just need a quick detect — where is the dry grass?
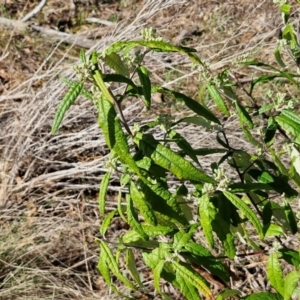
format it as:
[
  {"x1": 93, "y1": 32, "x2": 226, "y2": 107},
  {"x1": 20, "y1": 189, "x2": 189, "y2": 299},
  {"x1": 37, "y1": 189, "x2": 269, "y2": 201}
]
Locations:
[{"x1": 0, "y1": 0, "x2": 299, "y2": 299}]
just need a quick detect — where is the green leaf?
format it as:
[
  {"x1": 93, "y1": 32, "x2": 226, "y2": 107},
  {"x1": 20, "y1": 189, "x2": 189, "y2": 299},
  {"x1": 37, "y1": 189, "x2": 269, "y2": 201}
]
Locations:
[
  {"x1": 176, "y1": 273, "x2": 201, "y2": 300},
  {"x1": 153, "y1": 260, "x2": 165, "y2": 295},
  {"x1": 99, "y1": 172, "x2": 111, "y2": 215},
  {"x1": 199, "y1": 194, "x2": 214, "y2": 248},
  {"x1": 241, "y1": 126, "x2": 261, "y2": 147},
  {"x1": 276, "y1": 114, "x2": 300, "y2": 144},
  {"x1": 137, "y1": 66, "x2": 152, "y2": 109},
  {"x1": 134, "y1": 133, "x2": 215, "y2": 183},
  {"x1": 142, "y1": 224, "x2": 176, "y2": 237},
  {"x1": 130, "y1": 181, "x2": 157, "y2": 226},
  {"x1": 121, "y1": 230, "x2": 159, "y2": 249},
  {"x1": 104, "y1": 40, "x2": 204, "y2": 65},
  {"x1": 283, "y1": 201, "x2": 298, "y2": 234},
  {"x1": 281, "y1": 109, "x2": 300, "y2": 126},
  {"x1": 168, "y1": 129, "x2": 200, "y2": 165},
  {"x1": 207, "y1": 83, "x2": 230, "y2": 116},
  {"x1": 172, "y1": 261, "x2": 212, "y2": 299},
  {"x1": 274, "y1": 48, "x2": 286, "y2": 68},
  {"x1": 279, "y1": 248, "x2": 300, "y2": 269},
  {"x1": 211, "y1": 215, "x2": 236, "y2": 259},
  {"x1": 138, "y1": 180, "x2": 187, "y2": 227},
  {"x1": 51, "y1": 81, "x2": 83, "y2": 134},
  {"x1": 117, "y1": 187, "x2": 127, "y2": 223},
  {"x1": 174, "y1": 116, "x2": 223, "y2": 131},
  {"x1": 80, "y1": 48, "x2": 86, "y2": 64},
  {"x1": 193, "y1": 148, "x2": 228, "y2": 156},
  {"x1": 228, "y1": 183, "x2": 272, "y2": 193},
  {"x1": 284, "y1": 271, "x2": 300, "y2": 300},
  {"x1": 103, "y1": 52, "x2": 130, "y2": 77},
  {"x1": 244, "y1": 292, "x2": 283, "y2": 300},
  {"x1": 173, "y1": 229, "x2": 194, "y2": 252},
  {"x1": 126, "y1": 194, "x2": 149, "y2": 240},
  {"x1": 216, "y1": 288, "x2": 241, "y2": 299},
  {"x1": 267, "y1": 253, "x2": 285, "y2": 296},
  {"x1": 264, "y1": 223, "x2": 285, "y2": 237},
  {"x1": 235, "y1": 102, "x2": 253, "y2": 129},
  {"x1": 100, "y1": 241, "x2": 137, "y2": 290},
  {"x1": 153, "y1": 86, "x2": 220, "y2": 124},
  {"x1": 98, "y1": 96, "x2": 142, "y2": 176},
  {"x1": 126, "y1": 249, "x2": 144, "y2": 288},
  {"x1": 61, "y1": 78, "x2": 93, "y2": 100},
  {"x1": 223, "y1": 191, "x2": 264, "y2": 239},
  {"x1": 100, "y1": 209, "x2": 116, "y2": 236},
  {"x1": 184, "y1": 242, "x2": 230, "y2": 282},
  {"x1": 103, "y1": 73, "x2": 138, "y2": 90}
]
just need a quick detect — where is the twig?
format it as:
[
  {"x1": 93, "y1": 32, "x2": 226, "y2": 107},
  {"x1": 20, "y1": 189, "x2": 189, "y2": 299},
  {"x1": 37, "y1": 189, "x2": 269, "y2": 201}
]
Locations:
[
  {"x1": 0, "y1": 16, "x2": 106, "y2": 49},
  {"x1": 20, "y1": 0, "x2": 47, "y2": 23}
]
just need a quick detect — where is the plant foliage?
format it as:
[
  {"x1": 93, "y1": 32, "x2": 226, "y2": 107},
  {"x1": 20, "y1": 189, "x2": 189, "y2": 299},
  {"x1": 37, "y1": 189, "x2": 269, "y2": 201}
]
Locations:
[{"x1": 52, "y1": 3, "x2": 300, "y2": 299}]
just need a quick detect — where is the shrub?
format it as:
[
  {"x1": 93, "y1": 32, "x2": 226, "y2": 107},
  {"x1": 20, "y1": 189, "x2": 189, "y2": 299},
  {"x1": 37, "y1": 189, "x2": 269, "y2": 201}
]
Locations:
[{"x1": 52, "y1": 2, "x2": 300, "y2": 299}]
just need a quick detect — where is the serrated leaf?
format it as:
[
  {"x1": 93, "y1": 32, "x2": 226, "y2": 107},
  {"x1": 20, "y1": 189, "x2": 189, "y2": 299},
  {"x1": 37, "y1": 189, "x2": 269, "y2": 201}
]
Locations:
[
  {"x1": 235, "y1": 102, "x2": 253, "y2": 129},
  {"x1": 264, "y1": 223, "x2": 285, "y2": 237},
  {"x1": 138, "y1": 180, "x2": 187, "y2": 227},
  {"x1": 228, "y1": 182, "x2": 272, "y2": 193},
  {"x1": 176, "y1": 273, "x2": 201, "y2": 300},
  {"x1": 130, "y1": 181, "x2": 157, "y2": 226},
  {"x1": 121, "y1": 229, "x2": 159, "y2": 249},
  {"x1": 223, "y1": 191, "x2": 264, "y2": 239},
  {"x1": 134, "y1": 133, "x2": 215, "y2": 183},
  {"x1": 276, "y1": 114, "x2": 300, "y2": 144},
  {"x1": 99, "y1": 172, "x2": 111, "y2": 215},
  {"x1": 153, "y1": 260, "x2": 165, "y2": 295},
  {"x1": 283, "y1": 201, "x2": 298, "y2": 234},
  {"x1": 172, "y1": 261, "x2": 213, "y2": 299},
  {"x1": 126, "y1": 194, "x2": 149, "y2": 241},
  {"x1": 100, "y1": 241, "x2": 137, "y2": 290},
  {"x1": 126, "y1": 249, "x2": 144, "y2": 288},
  {"x1": 100, "y1": 209, "x2": 116, "y2": 236},
  {"x1": 173, "y1": 230, "x2": 194, "y2": 252},
  {"x1": 284, "y1": 271, "x2": 300, "y2": 300},
  {"x1": 184, "y1": 242, "x2": 229, "y2": 282},
  {"x1": 207, "y1": 83, "x2": 230, "y2": 116},
  {"x1": 278, "y1": 248, "x2": 300, "y2": 269},
  {"x1": 104, "y1": 52, "x2": 130, "y2": 77},
  {"x1": 142, "y1": 248, "x2": 161, "y2": 269},
  {"x1": 51, "y1": 81, "x2": 83, "y2": 134},
  {"x1": 174, "y1": 116, "x2": 223, "y2": 132},
  {"x1": 98, "y1": 96, "x2": 142, "y2": 176},
  {"x1": 142, "y1": 224, "x2": 176, "y2": 237},
  {"x1": 97, "y1": 253, "x2": 121, "y2": 295},
  {"x1": 117, "y1": 187, "x2": 127, "y2": 223},
  {"x1": 216, "y1": 288, "x2": 241, "y2": 299},
  {"x1": 241, "y1": 126, "x2": 262, "y2": 147},
  {"x1": 168, "y1": 129, "x2": 200, "y2": 165},
  {"x1": 103, "y1": 73, "x2": 138, "y2": 89},
  {"x1": 199, "y1": 194, "x2": 214, "y2": 248},
  {"x1": 212, "y1": 215, "x2": 236, "y2": 259},
  {"x1": 274, "y1": 48, "x2": 286, "y2": 68},
  {"x1": 152, "y1": 86, "x2": 220, "y2": 124},
  {"x1": 281, "y1": 109, "x2": 300, "y2": 125},
  {"x1": 61, "y1": 78, "x2": 93, "y2": 100},
  {"x1": 104, "y1": 40, "x2": 204, "y2": 65},
  {"x1": 137, "y1": 66, "x2": 152, "y2": 109},
  {"x1": 267, "y1": 253, "x2": 285, "y2": 296},
  {"x1": 80, "y1": 48, "x2": 86, "y2": 64}
]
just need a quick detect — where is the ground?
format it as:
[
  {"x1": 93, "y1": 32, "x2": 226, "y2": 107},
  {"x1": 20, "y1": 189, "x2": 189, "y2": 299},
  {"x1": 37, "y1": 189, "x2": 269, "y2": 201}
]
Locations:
[{"x1": 0, "y1": 0, "x2": 299, "y2": 299}]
